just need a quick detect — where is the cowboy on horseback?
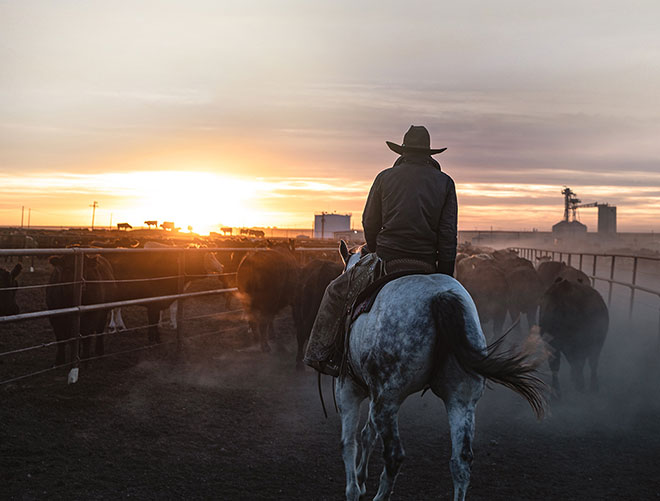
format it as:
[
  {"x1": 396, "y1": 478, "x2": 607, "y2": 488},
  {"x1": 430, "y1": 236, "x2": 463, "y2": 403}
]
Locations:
[{"x1": 304, "y1": 125, "x2": 458, "y2": 376}]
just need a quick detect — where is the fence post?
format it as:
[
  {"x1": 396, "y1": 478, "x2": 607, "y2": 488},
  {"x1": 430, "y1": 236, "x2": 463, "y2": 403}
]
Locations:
[
  {"x1": 567, "y1": 253, "x2": 572, "y2": 267},
  {"x1": 579, "y1": 253, "x2": 583, "y2": 271},
  {"x1": 69, "y1": 248, "x2": 84, "y2": 383},
  {"x1": 176, "y1": 250, "x2": 185, "y2": 351},
  {"x1": 607, "y1": 255, "x2": 616, "y2": 306},
  {"x1": 592, "y1": 255, "x2": 597, "y2": 287},
  {"x1": 628, "y1": 257, "x2": 638, "y2": 321}
]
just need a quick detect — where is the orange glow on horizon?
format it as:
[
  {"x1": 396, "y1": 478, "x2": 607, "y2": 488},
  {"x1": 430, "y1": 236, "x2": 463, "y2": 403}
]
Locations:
[{"x1": 1, "y1": 170, "x2": 659, "y2": 233}]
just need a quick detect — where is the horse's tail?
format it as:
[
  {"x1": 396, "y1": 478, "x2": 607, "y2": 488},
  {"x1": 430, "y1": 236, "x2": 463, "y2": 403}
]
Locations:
[{"x1": 431, "y1": 292, "x2": 547, "y2": 420}]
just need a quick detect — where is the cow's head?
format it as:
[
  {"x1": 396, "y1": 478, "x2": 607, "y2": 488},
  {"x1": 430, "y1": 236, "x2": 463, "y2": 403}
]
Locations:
[{"x1": 0, "y1": 263, "x2": 21, "y2": 316}]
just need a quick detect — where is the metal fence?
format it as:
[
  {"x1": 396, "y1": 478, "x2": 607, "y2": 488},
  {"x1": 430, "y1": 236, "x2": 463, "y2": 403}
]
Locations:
[
  {"x1": 512, "y1": 247, "x2": 660, "y2": 346},
  {"x1": 0, "y1": 246, "x2": 338, "y2": 386}
]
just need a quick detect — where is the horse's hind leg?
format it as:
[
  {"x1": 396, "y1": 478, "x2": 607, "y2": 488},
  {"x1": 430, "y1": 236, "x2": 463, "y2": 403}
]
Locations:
[
  {"x1": 356, "y1": 408, "x2": 377, "y2": 494},
  {"x1": 436, "y1": 357, "x2": 484, "y2": 501},
  {"x1": 336, "y1": 378, "x2": 365, "y2": 501},
  {"x1": 446, "y1": 394, "x2": 478, "y2": 501},
  {"x1": 372, "y1": 398, "x2": 405, "y2": 501}
]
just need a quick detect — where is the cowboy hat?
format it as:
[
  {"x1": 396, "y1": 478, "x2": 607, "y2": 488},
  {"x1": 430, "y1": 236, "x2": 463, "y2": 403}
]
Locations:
[{"x1": 386, "y1": 125, "x2": 447, "y2": 155}]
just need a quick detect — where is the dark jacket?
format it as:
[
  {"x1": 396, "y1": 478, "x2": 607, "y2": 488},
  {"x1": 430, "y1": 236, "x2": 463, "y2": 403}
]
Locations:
[{"x1": 362, "y1": 154, "x2": 457, "y2": 272}]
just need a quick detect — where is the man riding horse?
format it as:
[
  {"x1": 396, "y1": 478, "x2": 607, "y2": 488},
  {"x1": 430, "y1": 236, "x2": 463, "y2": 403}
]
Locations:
[{"x1": 304, "y1": 125, "x2": 458, "y2": 376}]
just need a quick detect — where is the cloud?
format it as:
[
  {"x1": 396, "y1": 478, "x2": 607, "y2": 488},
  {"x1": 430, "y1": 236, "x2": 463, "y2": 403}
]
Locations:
[{"x1": 1, "y1": 1, "x2": 659, "y2": 231}]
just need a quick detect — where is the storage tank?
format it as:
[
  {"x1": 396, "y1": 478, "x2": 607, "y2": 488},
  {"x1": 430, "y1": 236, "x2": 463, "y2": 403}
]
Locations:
[{"x1": 598, "y1": 205, "x2": 617, "y2": 234}]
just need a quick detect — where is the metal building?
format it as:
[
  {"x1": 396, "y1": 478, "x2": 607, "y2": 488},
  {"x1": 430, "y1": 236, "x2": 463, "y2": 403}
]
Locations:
[
  {"x1": 597, "y1": 204, "x2": 617, "y2": 234},
  {"x1": 313, "y1": 213, "x2": 351, "y2": 239}
]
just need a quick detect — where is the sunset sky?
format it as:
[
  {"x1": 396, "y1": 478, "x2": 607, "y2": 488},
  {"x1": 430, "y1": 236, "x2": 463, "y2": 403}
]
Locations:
[{"x1": 2, "y1": 1, "x2": 659, "y2": 234}]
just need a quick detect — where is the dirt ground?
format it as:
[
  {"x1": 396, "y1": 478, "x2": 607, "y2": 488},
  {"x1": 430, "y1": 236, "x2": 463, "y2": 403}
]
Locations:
[{"x1": 2, "y1": 260, "x2": 660, "y2": 500}]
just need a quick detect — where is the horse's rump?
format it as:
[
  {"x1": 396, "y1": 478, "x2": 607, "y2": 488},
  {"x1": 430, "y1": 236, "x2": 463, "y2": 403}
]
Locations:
[{"x1": 431, "y1": 291, "x2": 546, "y2": 418}]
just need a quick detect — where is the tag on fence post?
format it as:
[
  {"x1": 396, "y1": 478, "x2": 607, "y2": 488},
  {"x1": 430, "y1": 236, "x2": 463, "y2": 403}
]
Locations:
[{"x1": 67, "y1": 368, "x2": 79, "y2": 384}]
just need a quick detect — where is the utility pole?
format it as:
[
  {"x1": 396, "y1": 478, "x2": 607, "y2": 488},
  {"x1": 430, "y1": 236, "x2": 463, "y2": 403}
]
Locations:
[
  {"x1": 21, "y1": 206, "x2": 24, "y2": 228},
  {"x1": 90, "y1": 201, "x2": 98, "y2": 230},
  {"x1": 109, "y1": 213, "x2": 113, "y2": 230},
  {"x1": 27, "y1": 208, "x2": 31, "y2": 228}
]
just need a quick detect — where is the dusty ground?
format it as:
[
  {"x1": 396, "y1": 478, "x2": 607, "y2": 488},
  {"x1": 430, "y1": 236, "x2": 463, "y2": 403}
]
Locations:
[{"x1": 1, "y1": 260, "x2": 660, "y2": 500}]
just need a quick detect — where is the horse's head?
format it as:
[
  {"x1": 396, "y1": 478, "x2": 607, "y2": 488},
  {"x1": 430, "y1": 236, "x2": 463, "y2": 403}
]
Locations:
[{"x1": 339, "y1": 240, "x2": 365, "y2": 272}]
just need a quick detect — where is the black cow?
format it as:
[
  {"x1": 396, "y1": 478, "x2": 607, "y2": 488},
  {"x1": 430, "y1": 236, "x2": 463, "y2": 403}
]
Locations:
[
  {"x1": 105, "y1": 246, "x2": 224, "y2": 343},
  {"x1": 293, "y1": 259, "x2": 343, "y2": 369},
  {"x1": 539, "y1": 278, "x2": 609, "y2": 398},
  {"x1": 236, "y1": 247, "x2": 299, "y2": 352},
  {"x1": 47, "y1": 254, "x2": 115, "y2": 365},
  {"x1": 537, "y1": 259, "x2": 590, "y2": 291},
  {"x1": 0, "y1": 264, "x2": 22, "y2": 316}
]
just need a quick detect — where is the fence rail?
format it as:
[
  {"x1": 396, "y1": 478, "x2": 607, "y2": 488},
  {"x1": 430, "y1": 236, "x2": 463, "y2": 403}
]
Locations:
[
  {"x1": 512, "y1": 247, "x2": 660, "y2": 348},
  {"x1": 0, "y1": 245, "x2": 340, "y2": 386}
]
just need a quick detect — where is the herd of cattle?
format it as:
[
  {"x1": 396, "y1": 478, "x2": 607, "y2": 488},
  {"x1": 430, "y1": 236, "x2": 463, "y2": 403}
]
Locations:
[
  {"x1": 0, "y1": 238, "x2": 609, "y2": 397},
  {"x1": 455, "y1": 246, "x2": 608, "y2": 396}
]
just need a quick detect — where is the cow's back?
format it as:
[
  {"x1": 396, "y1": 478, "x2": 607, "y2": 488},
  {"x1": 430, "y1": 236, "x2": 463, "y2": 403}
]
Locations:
[
  {"x1": 457, "y1": 260, "x2": 508, "y2": 320},
  {"x1": 506, "y1": 265, "x2": 543, "y2": 311},
  {"x1": 237, "y1": 250, "x2": 299, "y2": 316}
]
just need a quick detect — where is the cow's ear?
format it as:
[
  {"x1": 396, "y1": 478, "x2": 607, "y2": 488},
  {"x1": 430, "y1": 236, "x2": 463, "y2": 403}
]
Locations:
[
  {"x1": 11, "y1": 263, "x2": 22, "y2": 279},
  {"x1": 49, "y1": 256, "x2": 63, "y2": 267},
  {"x1": 339, "y1": 240, "x2": 350, "y2": 264}
]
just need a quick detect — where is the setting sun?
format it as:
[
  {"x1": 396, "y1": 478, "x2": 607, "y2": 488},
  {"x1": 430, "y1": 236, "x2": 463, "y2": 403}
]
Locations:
[{"x1": 107, "y1": 171, "x2": 263, "y2": 234}]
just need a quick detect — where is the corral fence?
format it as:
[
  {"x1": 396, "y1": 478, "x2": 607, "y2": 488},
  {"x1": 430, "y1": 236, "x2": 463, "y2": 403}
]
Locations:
[
  {"x1": 0, "y1": 246, "x2": 338, "y2": 386},
  {"x1": 512, "y1": 247, "x2": 660, "y2": 347}
]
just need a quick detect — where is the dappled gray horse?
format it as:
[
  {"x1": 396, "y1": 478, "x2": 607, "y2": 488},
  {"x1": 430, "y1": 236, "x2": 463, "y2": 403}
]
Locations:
[{"x1": 336, "y1": 248, "x2": 546, "y2": 501}]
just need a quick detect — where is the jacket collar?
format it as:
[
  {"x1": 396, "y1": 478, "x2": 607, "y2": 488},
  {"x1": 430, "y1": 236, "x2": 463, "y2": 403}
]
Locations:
[{"x1": 392, "y1": 154, "x2": 441, "y2": 171}]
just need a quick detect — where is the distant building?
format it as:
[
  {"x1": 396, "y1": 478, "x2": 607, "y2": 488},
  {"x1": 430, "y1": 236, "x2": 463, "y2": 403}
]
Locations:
[
  {"x1": 552, "y1": 220, "x2": 587, "y2": 238},
  {"x1": 598, "y1": 205, "x2": 617, "y2": 234},
  {"x1": 314, "y1": 213, "x2": 350, "y2": 239}
]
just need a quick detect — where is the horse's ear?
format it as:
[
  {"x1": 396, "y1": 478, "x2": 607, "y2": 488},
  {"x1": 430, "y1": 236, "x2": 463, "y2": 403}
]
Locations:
[{"x1": 339, "y1": 240, "x2": 350, "y2": 265}]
